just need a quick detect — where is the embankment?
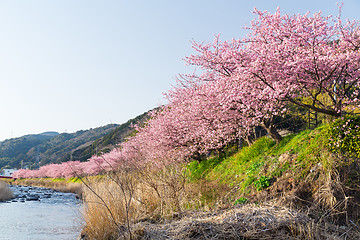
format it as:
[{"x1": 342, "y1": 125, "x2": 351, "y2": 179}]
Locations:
[
  {"x1": 12, "y1": 177, "x2": 83, "y2": 198},
  {"x1": 15, "y1": 121, "x2": 360, "y2": 239},
  {"x1": 79, "y1": 122, "x2": 360, "y2": 239}
]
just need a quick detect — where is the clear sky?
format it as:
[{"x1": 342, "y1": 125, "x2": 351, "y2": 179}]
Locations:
[{"x1": 0, "y1": 0, "x2": 359, "y2": 141}]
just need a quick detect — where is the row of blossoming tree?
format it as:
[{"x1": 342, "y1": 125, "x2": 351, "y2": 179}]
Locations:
[{"x1": 13, "y1": 6, "x2": 360, "y2": 179}]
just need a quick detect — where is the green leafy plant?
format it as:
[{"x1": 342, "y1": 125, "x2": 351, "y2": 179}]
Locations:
[
  {"x1": 326, "y1": 115, "x2": 360, "y2": 158},
  {"x1": 234, "y1": 197, "x2": 248, "y2": 205},
  {"x1": 253, "y1": 176, "x2": 270, "y2": 191}
]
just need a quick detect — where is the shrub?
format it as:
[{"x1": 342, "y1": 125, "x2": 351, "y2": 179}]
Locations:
[
  {"x1": 0, "y1": 181, "x2": 14, "y2": 201},
  {"x1": 326, "y1": 115, "x2": 360, "y2": 158},
  {"x1": 234, "y1": 197, "x2": 248, "y2": 205},
  {"x1": 253, "y1": 176, "x2": 270, "y2": 191}
]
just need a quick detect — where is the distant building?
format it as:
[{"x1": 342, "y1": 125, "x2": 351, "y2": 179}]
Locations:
[{"x1": 1, "y1": 169, "x2": 17, "y2": 177}]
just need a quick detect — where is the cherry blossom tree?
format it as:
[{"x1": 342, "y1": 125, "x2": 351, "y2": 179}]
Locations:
[
  {"x1": 184, "y1": 42, "x2": 285, "y2": 142},
  {"x1": 187, "y1": 6, "x2": 360, "y2": 118},
  {"x1": 13, "y1": 5, "x2": 360, "y2": 179}
]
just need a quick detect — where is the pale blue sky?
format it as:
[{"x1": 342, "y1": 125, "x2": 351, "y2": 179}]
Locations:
[{"x1": 0, "y1": 0, "x2": 359, "y2": 141}]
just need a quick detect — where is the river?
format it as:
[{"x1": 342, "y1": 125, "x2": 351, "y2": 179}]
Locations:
[{"x1": 0, "y1": 185, "x2": 82, "y2": 240}]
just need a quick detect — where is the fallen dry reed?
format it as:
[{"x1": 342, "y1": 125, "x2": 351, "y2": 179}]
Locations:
[{"x1": 131, "y1": 203, "x2": 360, "y2": 240}]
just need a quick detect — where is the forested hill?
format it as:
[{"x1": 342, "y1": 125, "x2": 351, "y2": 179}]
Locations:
[
  {"x1": 0, "y1": 131, "x2": 60, "y2": 169},
  {"x1": 0, "y1": 111, "x2": 149, "y2": 170},
  {"x1": 70, "y1": 111, "x2": 150, "y2": 162},
  {"x1": 0, "y1": 125, "x2": 118, "y2": 169}
]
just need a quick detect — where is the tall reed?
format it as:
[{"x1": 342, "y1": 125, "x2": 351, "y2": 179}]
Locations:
[{"x1": 80, "y1": 163, "x2": 228, "y2": 240}]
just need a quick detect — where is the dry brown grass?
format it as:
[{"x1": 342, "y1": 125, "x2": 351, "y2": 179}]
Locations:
[
  {"x1": 0, "y1": 181, "x2": 14, "y2": 201},
  {"x1": 82, "y1": 178, "x2": 135, "y2": 239},
  {"x1": 79, "y1": 155, "x2": 360, "y2": 240},
  {"x1": 131, "y1": 204, "x2": 360, "y2": 240},
  {"x1": 80, "y1": 165, "x2": 230, "y2": 240}
]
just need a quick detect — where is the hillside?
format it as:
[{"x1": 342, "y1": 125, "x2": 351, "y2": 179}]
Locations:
[
  {"x1": 81, "y1": 119, "x2": 360, "y2": 239},
  {"x1": 0, "y1": 125, "x2": 119, "y2": 169},
  {"x1": 70, "y1": 111, "x2": 150, "y2": 162},
  {"x1": 0, "y1": 132, "x2": 60, "y2": 169},
  {"x1": 0, "y1": 111, "x2": 151, "y2": 170},
  {"x1": 35, "y1": 124, "x2": 120, "y2": 166}
]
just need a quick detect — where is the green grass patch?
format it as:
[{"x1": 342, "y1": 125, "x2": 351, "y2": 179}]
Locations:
[
  {"x1": 253, "y1": 176, "x2": 271, "y2": 191},
  {"x1": 187, "y1": 155, "x2": 224, "y2": 181},
  {"x1": 50, "y1": 178, "x2": 66, "y2": 182},
  {"x1": 234, "y1": 197, "x2": 248, "y2": 205},
  {"x1": 67, "y1": 177, "x2": 82, "y2": 183},
  {"x1": 187, "y1": 124, "x2": 334, "y2": 195}
]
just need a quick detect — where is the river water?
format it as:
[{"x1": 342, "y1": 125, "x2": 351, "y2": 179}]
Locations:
[{"x1": 0, "y1": 185, "x2": 82, "y2": 240}]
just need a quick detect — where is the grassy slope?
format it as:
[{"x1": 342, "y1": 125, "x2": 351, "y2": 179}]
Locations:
[
  {"x1": 187, "y1": 123, "x2": 360, "y2": 219},
  {"x1": 129, "y1": 123, "x2": 360, "y2": 239},
  {"x1": 188, "y1": 126, "x2": 326, "y2": 191}
]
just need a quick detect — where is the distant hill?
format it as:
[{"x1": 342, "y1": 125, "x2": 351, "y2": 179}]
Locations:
[
  {"x1": 70, "y1": 111, "x2": 150, "y2": 162},
  {"x1": 39, "y1": 132, "x2": 59, "y2": 137},
  {"x1": 0, "y1": 132, "x2": 60, "y2": 169},
  {"x1": 34, "y1": 124, "x2": 120, "y2": 166},
  {"x1": 0, "y1": 111, "x2": 151, "y2": 170},
  {"x1": 0, "y1": 125, "x2": 118, "y2": 169}
]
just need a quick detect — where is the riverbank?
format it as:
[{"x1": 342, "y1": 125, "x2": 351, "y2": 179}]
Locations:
[
  {"x1": 14, "y1": 121, "x2": 360, "y2": 239},
  {"x1": 79, "y1": 122, "x2": 360, "y2": 239},
  {"x1": 12, "y1": 177, "x2": 83, "y2": 198}
]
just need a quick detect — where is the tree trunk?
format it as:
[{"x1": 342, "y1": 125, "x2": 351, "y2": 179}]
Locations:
[
  {"x1": 261, "y1": 117, "x2": 282, "y2": 144},
  {"x1": 244, "y1": 135, "x2": 254, "y2": 146},
  {"x1": 287, "y1": 97, "x2": 341, "y2": 117},
  {"x1": 267, "y1": 125, "x2": 282, "y2": 144}
]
